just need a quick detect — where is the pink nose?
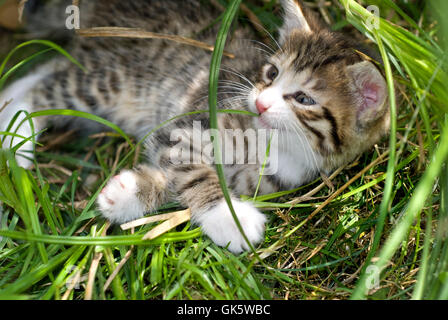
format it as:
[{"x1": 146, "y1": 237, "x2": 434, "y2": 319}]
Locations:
[{"x1": 256, "y1": 99, "x2": 270, "y2": 114}]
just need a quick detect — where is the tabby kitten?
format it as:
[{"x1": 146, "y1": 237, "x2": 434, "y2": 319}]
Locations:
[{"x1": 0, "y1": 0, "x2": 389, "y2": 253}]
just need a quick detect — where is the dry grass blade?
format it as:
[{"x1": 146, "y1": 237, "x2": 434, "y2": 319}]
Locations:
[
  {"x1": 84, "y1": 251, "x2": 102, "y2": 300},
  {"x1": 78, "y1": 136, "x2": 103, "y2": 175},
  {"x1": 300, "y1": 240, "x2": 327, "y2": 265},
  {"x1": 254, "y1": 242, "x2": 286, "y2": 261},
  {"x1": 287, "y1": 165, "x2": 345, "y2": 205},
  {"x1": 120, "y1": 209, "x2": 190, "y2": 230},
  {"x1": 103, "y1": 245, "x2": 134, "y2": 293},
  {"x1": 111, "y1": 142, "x2": 127, "y2": 172},
  {"x1": 76, "y1": 27, "x2": 235, "y2": 59},
  {"x1": 36, "y1": 130, "x2": 76, "y2": 152},
  {"x1": 17, "y1": 0, "x2": 28, "y2": 23},
  {"x1": 84, "y1": 222, "x2": 109, "y2": 300},
  {"x1": 142, "y1": 209, "x2": 191, "y2": 240},
  {"x1": 29, "y1": 163, "x2": 76, "y2": 177},
  {"x1": 62, "y1": 268, "x2": 86, "y2": 300}
]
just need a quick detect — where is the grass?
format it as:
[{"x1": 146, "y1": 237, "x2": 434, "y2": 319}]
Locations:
[{"x1": 0, "y1": 0, "x2": 447, "y2": 300}]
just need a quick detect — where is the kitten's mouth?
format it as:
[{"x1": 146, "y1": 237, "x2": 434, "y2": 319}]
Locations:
[
  {"x1": 257, "y1": 114, "x2": 286, "y2": 131},
  {"x1": 257, "y1": 115, "x2": 273, "y2": 129},
  {"x1": 257, "y1": 115, "x2": 295, "y2": 132}
]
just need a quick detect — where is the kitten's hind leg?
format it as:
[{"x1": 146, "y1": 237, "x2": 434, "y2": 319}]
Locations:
[
  {"x1": 97, "y1": 165, "x2": 169, "y2": 224},
  {"x1": 0, "y1": 71, "x2": 50, "y2": 168}
]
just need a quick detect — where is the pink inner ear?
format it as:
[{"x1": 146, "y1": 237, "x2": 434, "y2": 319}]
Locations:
[
  {"x1": 363, "y1": 82, "x2": 380, "y2": 106},
  {"x1": 350, "y1": 61, "x2": 387, "y2": 124}
]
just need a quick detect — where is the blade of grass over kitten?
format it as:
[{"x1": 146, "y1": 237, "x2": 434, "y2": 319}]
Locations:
[
  {"x1": 208, "y1": 0, "x2": 261, "y2": 256},
  {"x1": 17, "y1": 109, "x2": 134, "y2": 148},
  {"x1": 0, "y1": 131, "x2": 42, "y2": 148},
  {"x1": 0, "y1": 48, "x2": 52, "y2": 90},
  {"x1": 0, "y1": 39, "x2": 86, "y2": 89},
  {"x1": 1, "y1": 109, "x2": 38, "y2": 149},
  {"x1": 252, "y1": 132, "x2": 274, "y2": 201},
  {"x1": 206, "y1": 0, "x2": 286, "y2": 290}
]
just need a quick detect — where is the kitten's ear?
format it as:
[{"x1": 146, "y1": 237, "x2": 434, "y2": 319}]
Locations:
[
  {"x1": 347, "y1": 61, "x2": 388, "y2": 127},
  {"x1": 278, "y1": 0, "x2": 312, "y2": 44}
]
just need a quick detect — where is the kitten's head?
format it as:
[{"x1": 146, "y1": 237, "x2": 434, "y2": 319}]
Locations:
[{"x1": 248, "y1": 0, "x2": 389, "y2": 172}]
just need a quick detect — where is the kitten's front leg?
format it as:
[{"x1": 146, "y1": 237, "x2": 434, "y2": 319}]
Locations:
[
  {"x1": 170, "y1": 164, "x2": 267, "y2": 253},
  {"x1": 97, "y1": 165, "x2": 169, "y2": 223},
  {"x1": 97, "y1": 164, "x2": 266, "y2": 253}
]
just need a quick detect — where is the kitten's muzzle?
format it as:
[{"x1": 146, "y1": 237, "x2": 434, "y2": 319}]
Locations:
[{"x1": 255, "y1": 98, "x2": 271, "y2": 114}]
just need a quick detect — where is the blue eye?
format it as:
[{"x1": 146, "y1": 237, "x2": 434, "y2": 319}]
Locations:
[
  {"x1": 266, "y1": 65, "x2": 278, "y2": 81},
  {"x1": 294, "y1": 91, "x2": 316, "y2": 105}
]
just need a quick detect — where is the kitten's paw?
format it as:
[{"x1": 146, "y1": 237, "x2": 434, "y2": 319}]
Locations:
[
  {"x1": 195, "y1": 199, "x2": 266, "y2": 253},
  {"x1": 97, "y1": 170, "x2": 146, "y2": 223}
]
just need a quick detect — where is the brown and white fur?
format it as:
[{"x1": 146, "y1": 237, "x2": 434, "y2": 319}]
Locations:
[{"x1": 0, "y1": 0, "x2": 389, "y2": 253}]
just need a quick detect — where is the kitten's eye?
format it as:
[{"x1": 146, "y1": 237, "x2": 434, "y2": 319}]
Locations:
[
  {"x1": 266, "y1": 65, "x2": 278, "y2": 81},
  {"x1": 294, "y1": 91, "x2": 316, "y2": 106}
]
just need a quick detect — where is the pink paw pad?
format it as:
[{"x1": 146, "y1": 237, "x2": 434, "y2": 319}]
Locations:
[{"x1": 96, "y1": 170, "x2": 145, "y2": 224}]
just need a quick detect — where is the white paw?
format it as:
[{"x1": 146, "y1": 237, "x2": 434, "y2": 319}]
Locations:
[
  {"x1": 195, "y1": 199, "x2": 266, "y2": 253},
  {"x1": 97, "y1": 170, "x2": 146, "y2": 224}
]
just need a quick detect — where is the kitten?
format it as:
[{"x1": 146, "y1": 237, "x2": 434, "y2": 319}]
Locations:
[{"x1": 0, "y1": 0, "x2": 389, "y2": 253}]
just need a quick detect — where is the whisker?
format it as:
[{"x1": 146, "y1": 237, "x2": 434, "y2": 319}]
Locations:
[
  {"x1": 252, "y1": 47, "x2": 272, "y2": 59},
  {"x1": 277, "y1": 119, "x2": 312, "y2": 169},
  {"x1": 240, "y1": 20, "x2": 283, "y2": 53},
  {"x1": 218, "y1": 81, "x2": 252, "y2": 91},
  {"x1": 217, "y1": 91, "x2": 250, "y2": 96},
  {"x1": 247, "y1": 39, "x2": 276, "y2": 55},
  {"x1": 218, "y1": 97, "x2": 248, "y2": 107},
  {"x1": 286, "y1": 122, "x2": 312, "y2": 168},
  {"x1": 291, "y1": 122, "x2": 320, "y2": 172},
  {"x1": 217, "y1": 86, "x2": 251, "y2": 93},
  {"x1": 220, "y1": 67, "x2": 256, "y2": 88}
]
